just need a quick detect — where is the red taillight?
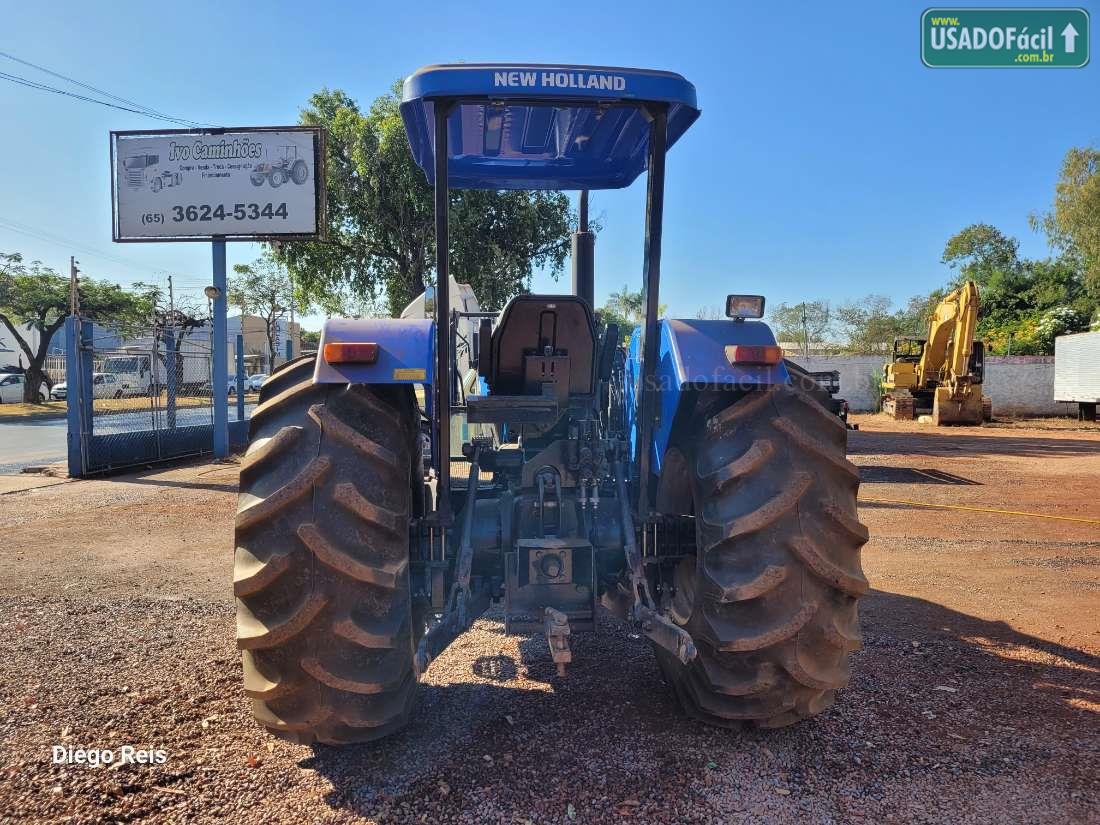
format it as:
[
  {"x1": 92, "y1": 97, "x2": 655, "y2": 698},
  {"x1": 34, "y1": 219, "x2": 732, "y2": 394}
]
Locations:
[
  {"x1": 324, "y1": 342, "x2": 379, "y2": 364},
  {"x1": 725, "y1": 344, "x2": 783, "y2": 365}
]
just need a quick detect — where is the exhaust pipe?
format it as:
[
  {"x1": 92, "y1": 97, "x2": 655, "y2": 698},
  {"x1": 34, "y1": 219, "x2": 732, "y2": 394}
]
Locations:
[{"x1": 571, "y1": 190, "x2": 594, "y2": 310}]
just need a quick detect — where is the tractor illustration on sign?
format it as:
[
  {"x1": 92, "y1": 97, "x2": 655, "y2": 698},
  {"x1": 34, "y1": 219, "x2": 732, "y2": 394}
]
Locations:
[{"x1": 250, "y1": 145, "x2": 309, "y2": 188}]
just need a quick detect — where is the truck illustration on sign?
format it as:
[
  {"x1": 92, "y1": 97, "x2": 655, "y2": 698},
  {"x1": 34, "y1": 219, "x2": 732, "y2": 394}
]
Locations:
[
  {"x1": 250, "y1": 145, "x2": 309, "y2": 188},
  {"x1": 123, "y1": 150, "x2": 182, "y2": 192}
]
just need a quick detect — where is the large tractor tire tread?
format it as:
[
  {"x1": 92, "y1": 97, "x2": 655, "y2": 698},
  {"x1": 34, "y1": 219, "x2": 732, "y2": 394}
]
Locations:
[
  {"x1": 234, "y1": 357, "x2": 419, "y2": 745},
  {"x1": 655, "y1": 383, "x2": 868, "y2": 728}
]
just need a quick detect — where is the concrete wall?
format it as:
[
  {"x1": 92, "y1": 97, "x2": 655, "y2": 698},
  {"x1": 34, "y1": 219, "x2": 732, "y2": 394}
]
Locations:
[
  {"x1": 787, "y1": 356, "x2": 885, "y2": 411},
  {"x1": 787, "y1": 354, "x2": 1075, "y2": 416},
  {"x1": 984, "y1": 356, "x2": 1070, "y2": 416}
]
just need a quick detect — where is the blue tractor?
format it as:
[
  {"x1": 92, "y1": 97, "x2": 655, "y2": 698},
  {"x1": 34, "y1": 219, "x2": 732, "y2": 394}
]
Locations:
[{"x1": 234, "y1": 64, "x2": 868, "y2": 744}]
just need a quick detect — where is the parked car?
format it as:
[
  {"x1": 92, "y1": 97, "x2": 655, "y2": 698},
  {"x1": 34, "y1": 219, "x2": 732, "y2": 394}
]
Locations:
[
  {"x1": 50, "y1": 374, "x2": 124, "y2": 401},
  {"x1": 0, "y1": 372, "x2": 46, "y2": 403},
  {"x1": 248, "y1": 374, "x2": 268, "y2": 392}
]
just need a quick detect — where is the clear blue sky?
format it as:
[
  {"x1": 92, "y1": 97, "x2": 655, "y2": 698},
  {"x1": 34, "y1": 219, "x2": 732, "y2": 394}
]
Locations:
[{"x1": 2, "y1": 0, "x2": 1097, "y2": 330}]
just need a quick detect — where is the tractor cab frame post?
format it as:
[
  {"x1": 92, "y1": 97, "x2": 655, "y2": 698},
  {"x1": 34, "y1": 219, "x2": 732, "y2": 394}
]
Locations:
[
  {"x1": 635, "y1": 104, "x2": 668, "y2": 516},
  {"x1": 434, "y1": 99, "x2": 454, "y2": 527}
]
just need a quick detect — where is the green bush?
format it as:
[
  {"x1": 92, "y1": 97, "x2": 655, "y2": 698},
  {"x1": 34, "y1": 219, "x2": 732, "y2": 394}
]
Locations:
[{"x1": 867, "y1": 369, "x2": 885, "y2": 412}]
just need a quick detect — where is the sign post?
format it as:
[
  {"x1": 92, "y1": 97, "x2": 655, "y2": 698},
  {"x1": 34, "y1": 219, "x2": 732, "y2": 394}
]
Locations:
[
  {"x1": 110, "y1": 126, "x2": 325, "y2": 459},
  {"x1": 212, "y1": 239, "x2": 228, "y2": 458}
]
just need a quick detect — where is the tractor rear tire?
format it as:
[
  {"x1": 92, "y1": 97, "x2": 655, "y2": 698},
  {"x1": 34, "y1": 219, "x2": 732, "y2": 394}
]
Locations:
[
  {"x1": 654, "y1": 383, "x2": 869, "y2": 728},
  {"x1": 234, "y1": 356, "x2": 420, "y2": 744}
]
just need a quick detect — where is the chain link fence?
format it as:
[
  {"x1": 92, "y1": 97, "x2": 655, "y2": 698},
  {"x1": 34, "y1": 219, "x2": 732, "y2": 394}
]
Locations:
[{"x1": 67, "y1": 318, "x2": 255, "y2": 475}]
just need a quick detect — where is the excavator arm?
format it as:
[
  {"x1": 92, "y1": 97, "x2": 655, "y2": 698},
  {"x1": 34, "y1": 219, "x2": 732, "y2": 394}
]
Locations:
[{"x1": 917, "y1": 281, "x2": 979, "y2": 389}]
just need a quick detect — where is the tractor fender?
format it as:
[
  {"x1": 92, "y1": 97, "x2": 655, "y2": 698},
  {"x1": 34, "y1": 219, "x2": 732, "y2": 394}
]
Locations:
[
  {"x1": 313, "y1": 317, "x2": 435, "y2": 385},
  {"x1": 626, "y1": 318, "x2": 789, "y2": 477}
]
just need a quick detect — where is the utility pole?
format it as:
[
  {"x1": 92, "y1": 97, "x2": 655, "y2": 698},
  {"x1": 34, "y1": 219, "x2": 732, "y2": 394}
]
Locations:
[
  {"x1": 289, "y1": 271, "x2": 296, "y2": 358},
  {"x1": 800, "y1": 302, "x2": 809, "y2": 359},
  {"x1": 168, "y1": 274, "x2": 174, "y2": 316},
  {"x1": 69, "y1": 256, "x2": 80, "y2": 317}
]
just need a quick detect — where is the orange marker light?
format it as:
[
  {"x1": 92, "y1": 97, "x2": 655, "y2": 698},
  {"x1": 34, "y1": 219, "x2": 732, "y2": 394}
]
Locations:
[
  {"x1": 324, "y1": 342, "x2": 380, "y2": 364},
  {"x1": 725, "y1": 344, "x2": 783, "y2": 365}
]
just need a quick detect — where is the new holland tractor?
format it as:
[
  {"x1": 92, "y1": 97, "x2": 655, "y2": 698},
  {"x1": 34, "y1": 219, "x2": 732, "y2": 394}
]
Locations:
[{"x1": 234, "y1": 64, "x2": 869, "y2": 744}]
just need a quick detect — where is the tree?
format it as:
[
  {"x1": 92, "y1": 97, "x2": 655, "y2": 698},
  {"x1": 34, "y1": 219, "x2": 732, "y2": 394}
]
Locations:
[
  {"x1": 768, "y1": 301, "x2": 832, "y2": 357},
  {"x1": 301, "y1": 329, "x2": 321, "y2": 349},
  {"x1": 941, "y1": 223, "x2": 1022, "y2": 287},
  {"x1": 0, "y1": 251, "x2": 147, "y2": 402},
  {"x1": 896, "y1": 289, "x2": 947, "y2": 337},
  {"x1": 1032, "y1": 146, "x2": 1100, "y2": 298},
  {"x1": 594, "y1": 305, "x2": 636, "y2": 344},
  {"x1": 132, "y1": 282, "x2": 208, "y2": 392},
  {"x1": 271, "y1": 85, "x2": 579, "y2": 316},
  {"x1": 834, "y1": 295, "x2": 906, "y2": 354},
  {"x1": 606, "y1": 284, "x2": 645, "y2": 324},
  {"x1": 596, "y1": 284, "x2": 669, "y2": 346},
  {"x1": 229, "y1": 254, "x2": 300, "y2": 372},
  {"x1": 695, "y1": 305, "x2": 721, "y2": 320}
]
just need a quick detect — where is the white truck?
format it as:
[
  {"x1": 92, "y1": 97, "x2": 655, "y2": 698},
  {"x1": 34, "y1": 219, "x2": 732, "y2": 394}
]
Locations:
[
  {"x1": 101, "y1": 338, "x2": 210, "y2": 398},
  {"x1": 1054, "y1": 330, "x2": 1100, "y2": 422}
]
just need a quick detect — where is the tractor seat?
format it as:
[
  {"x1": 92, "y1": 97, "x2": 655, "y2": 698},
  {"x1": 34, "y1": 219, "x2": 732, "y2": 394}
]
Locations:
[{"x1": 486, "y1": 295, "x2": 596, "y2": 397}]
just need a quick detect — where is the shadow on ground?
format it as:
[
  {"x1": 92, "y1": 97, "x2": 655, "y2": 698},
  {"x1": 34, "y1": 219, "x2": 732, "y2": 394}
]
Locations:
[
  {"x1": 850, "y1": 429, "x2": 1100, "y2": 458},
  {"x1": 301, "y1": 591, "x2": 1099, "y2": 821}
]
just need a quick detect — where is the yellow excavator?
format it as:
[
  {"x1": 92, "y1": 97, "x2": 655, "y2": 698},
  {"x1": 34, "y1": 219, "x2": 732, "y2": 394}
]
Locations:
[{"x1": 882, "y1": 280, "x2": 992, "y2": 425}]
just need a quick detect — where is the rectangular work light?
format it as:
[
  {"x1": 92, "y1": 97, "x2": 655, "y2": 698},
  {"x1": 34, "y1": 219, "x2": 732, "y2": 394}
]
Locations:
[
  {"x1": 323, "y1": 342, "x2": 380, "y2": 364},
  {"x1": 725, "y1": 294, "x2": 766, "y2": 320}
]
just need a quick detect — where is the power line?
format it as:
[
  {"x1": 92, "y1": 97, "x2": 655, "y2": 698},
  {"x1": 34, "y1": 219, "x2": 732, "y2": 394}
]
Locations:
[
  {"x1": 0, "y1": 70, "x2": 197, "y2": 126},
  {"x1": 0, "y1": 215, "x2": 192, "y2": 284},
  {"x1": 0, "y1": 51, "x2": 208, "y2": 127},
  {"x1": 0, "y1": 67, "x2": 203, "y2": 128}
]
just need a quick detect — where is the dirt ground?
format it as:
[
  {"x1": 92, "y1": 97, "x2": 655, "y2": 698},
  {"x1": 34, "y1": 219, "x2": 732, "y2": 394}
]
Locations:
[{"x1": 1, "y1": 415, "x2": 1097, "y2": 824}]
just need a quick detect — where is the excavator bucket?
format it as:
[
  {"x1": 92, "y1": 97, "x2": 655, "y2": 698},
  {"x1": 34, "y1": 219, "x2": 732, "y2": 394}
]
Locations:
[{"x1": 931, "y1": 385, "x2": 984, "y2": 425}]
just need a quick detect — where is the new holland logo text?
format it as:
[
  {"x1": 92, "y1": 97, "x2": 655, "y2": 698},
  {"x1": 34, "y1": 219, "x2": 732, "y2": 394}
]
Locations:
[{"x1": 493, "y1": 71, "x2": 627, "y2": 91}]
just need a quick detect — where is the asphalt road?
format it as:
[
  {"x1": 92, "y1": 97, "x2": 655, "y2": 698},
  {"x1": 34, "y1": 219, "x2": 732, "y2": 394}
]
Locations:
[
  {"x1": 0, "y1": 405, "x2": 253, "y2": 474},
  {"x1": 0, "y1": 417, "x2": 67, "y2": 473}
]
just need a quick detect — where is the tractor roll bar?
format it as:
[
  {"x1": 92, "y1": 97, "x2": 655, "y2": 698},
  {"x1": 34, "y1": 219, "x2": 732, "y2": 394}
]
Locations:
[
  {"x1": 427, "y1": 96, "x2": 671, "y2": 521},
  {"x1": 434, "y1": 99, "x2": 454, "y2": 527},
  {"x1": 634, "y1": 104, "x2": 668, "y2": 512}
]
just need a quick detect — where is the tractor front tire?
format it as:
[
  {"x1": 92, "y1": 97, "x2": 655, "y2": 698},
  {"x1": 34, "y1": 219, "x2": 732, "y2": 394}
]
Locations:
[
  {"x1": 234, "y1": 357, "x2": 420, "y2": 744},
  {"x1": 655, "y1": 383, "x2": 869, "y2": 728}
]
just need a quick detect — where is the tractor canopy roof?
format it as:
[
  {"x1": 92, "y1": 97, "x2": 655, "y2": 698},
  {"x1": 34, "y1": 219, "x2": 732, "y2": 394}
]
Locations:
[{"x1": 400, "y1": 63, "x2": 700, "y2": 190}]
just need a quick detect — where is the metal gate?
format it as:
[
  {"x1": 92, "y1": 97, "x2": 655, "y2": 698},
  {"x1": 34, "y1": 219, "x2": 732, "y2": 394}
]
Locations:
[{"x1": 65, "y1": 317, "x2": 249, "y2": 476}]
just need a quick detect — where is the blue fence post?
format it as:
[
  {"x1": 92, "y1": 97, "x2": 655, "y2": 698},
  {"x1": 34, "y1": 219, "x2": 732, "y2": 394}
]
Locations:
[
  {"x1": 164, "y1": 328, "x2": 177, "y2": 430},
  {"x1": 211, "y1": 239, "x2": 229, "y2": 458},
  {"x1": 64, "y1": 316, "x2": 83, "y2": 477},
  {"x1": 236, "y1": 333, "x2": 245, "y2": 422},
  {"x1": 285, "y1": 337, "x2": 293, "y2": 363},
  {"x1": 79, "y1": 320, "x2": 93, "y2": 455}
]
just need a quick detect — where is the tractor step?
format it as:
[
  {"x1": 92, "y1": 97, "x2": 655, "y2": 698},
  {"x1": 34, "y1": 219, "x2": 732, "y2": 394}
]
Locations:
[{"x1": 466, "y1": 395, "x2": 559, "y2": 425}]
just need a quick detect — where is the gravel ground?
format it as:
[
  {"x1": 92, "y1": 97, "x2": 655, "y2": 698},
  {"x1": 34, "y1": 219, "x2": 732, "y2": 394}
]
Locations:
[{"x1": 1, "y1": 418, "x2": 1098, "y2": 824}]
